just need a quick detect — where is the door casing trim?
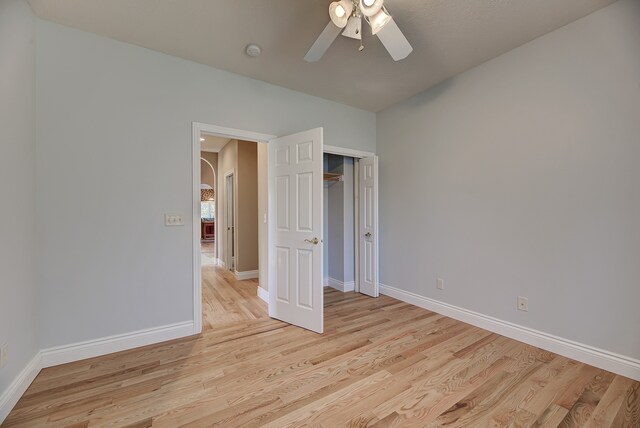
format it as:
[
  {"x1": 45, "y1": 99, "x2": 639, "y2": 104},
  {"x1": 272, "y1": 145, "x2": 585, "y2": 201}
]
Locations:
[{"x1": 192, "y1": 122, "x2": 275, "y2": 334}]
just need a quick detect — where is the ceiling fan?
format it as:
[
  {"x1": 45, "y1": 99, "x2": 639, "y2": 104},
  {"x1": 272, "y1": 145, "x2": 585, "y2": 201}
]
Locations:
[{"x1": 305, "y1": 0, "x2": 413, "y2": 62}]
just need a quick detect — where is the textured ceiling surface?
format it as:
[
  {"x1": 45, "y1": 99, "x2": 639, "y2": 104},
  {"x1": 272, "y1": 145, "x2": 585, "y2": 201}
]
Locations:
[
  {"x1": 28, "y1": 0, "x2": 617, "y2": 111},
  {"x1": 201, "y1": 135, "x2": 230, "y2": 153}
]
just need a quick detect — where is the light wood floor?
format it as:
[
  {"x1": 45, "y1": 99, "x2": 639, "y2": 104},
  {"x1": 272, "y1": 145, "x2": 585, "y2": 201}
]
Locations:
[
  {"x1": 4, "y1": 265, "x2": 639, "y2": 427},
  {"x1": 201, "y1": 243, "x2": 267, "y2": 330}
]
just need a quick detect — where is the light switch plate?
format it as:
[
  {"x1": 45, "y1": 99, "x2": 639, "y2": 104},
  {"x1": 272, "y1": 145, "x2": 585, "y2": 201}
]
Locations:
[{"x1": 164, "y1": 214, "x2": 184, "y2": 226}]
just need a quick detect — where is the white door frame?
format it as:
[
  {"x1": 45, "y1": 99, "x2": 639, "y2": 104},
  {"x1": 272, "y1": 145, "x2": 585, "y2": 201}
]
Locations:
[
  {"x1": 323, "y1": 145, "x2": 374, "y2": 159},
  {"x1": 322, "y1": 145, "x2": 374, "y2": 294},
  {"x1": 192, "y1": 122, "x2": 377, "y2": 334},
  {"x1": 192, "y1": 122, "x2": 275, "y2": 334}
]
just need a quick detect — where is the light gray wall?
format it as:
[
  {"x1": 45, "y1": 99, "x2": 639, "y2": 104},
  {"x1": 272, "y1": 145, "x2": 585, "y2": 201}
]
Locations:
[
  {"x1": 36, "y1": 19, "x2": 376, "y2": 349},
  {"x1": 377, "y1": 0, "x2": 640, "y2": 360},
  {"x1": 0, "y1": 0, "x2": 38, "y2": 394}
]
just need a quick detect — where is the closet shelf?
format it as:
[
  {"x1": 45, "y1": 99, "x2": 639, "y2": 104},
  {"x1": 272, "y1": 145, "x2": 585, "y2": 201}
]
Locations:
[{"x1": 323, "y1": 172, "x2": 343, "y2": 182}]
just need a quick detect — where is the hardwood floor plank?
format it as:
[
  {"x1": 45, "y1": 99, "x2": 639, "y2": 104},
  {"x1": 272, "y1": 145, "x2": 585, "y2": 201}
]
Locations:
[
  {"x1": 559, "y1": 370, "x2": 617, "y2": 427},
  {"x1": 531, "y1": 403, "x2": 571, "y2": 428},
  {"x1": 3, "y1": 259, "x2": 638, "y2": 427},
  {"x1": 425, "y1": 346, "x2": 546, "y2": 427},
  {"x1": 611, "y1": 381, "x2": 640, "y2": 427},
  {"x1": 584, "y1": 375, "x2": 635, "y2": 427}
]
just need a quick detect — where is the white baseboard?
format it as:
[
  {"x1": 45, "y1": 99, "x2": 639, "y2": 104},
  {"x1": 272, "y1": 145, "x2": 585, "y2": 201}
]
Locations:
[
  {"x1": 234, "y1": 270, "x2": 259, "y2": 280},
  {"x1": 380, "y1": 283, "x2": 640, "y2": 381},
  {"x1": 40, "y1": 321, "x2": 195, "y2": 368},
  {"x1": 0, "y1": 321, "x2": 195, "y2": 424},
  {"x1": 0, "y1": 353, "x2": 42, "y2": 424},
  {"x1": 257, "y1": 286, "x2": 269, "y2": 304},
  {"x1": 325, "y1": 277, "x2": 355, "y2": 292}
]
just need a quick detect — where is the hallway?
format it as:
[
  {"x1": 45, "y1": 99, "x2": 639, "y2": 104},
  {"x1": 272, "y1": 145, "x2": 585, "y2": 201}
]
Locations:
[{"x1": 201, "y1": 244, "x2": 268, "y2": 330}]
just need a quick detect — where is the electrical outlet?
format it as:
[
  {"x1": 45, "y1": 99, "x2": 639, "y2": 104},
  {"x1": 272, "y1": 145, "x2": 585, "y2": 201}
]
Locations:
[
  {"x1": 437, "y1": 278, "x2": 444, "y2": 290},
  {"x1": 517, "y1": 296, "x2": 528, "y2": 312},
  {"x1": 1, "y1": 343, "x2": 8, "y2": 368}
]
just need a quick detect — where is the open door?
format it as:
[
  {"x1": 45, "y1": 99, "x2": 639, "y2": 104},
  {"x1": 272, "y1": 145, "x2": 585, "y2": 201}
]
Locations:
[
  {"x1": 358, "y1": 156, "x2": 379, "y2": 297},
  {"x1": 268, "y1": 128, "x2": 324, "y2": 333}
]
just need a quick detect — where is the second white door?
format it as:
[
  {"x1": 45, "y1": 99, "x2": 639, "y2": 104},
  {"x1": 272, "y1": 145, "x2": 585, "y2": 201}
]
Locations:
[{"x1": 358, "y1": 156, "x2": 379, "y2": 297}]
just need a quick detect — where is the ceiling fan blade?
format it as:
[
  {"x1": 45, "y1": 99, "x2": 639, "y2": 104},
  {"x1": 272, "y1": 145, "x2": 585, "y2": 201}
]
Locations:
[
  {"x1": 304, "y1": 21, "x2": 342, "y2": 62},
  {"x1": 376, "y1": 18, "x2": 413, "y2": 61}
]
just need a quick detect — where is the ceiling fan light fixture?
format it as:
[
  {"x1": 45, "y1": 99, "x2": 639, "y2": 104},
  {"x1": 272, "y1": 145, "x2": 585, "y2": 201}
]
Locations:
[
  {"x1": 306, "y1": 0, "x2": 412, "y2": 62},
  {"x1": 342, "y1": 16, "x2": 362, "y2": 40},
  {"x1": 368, "y1": 7, "x2": 392, "y2": 35},
  {"x1": 329, "y1": 0, "x2": 353, "y2": 28},
  {"x1": 360, "y1": 0, "x2": 384, "y2": 17}
]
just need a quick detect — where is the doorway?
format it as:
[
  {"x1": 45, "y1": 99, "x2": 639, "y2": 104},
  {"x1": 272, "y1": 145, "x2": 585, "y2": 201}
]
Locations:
[
  {"x1": 198, "y1": 131, "x2": 266, "y2": 330},
  {"x1": 192, "y1": 123, "x2": 379, "y2": 335},
  {"x1": 322, "y1": 150, "x2": 379, "y2": 298}
]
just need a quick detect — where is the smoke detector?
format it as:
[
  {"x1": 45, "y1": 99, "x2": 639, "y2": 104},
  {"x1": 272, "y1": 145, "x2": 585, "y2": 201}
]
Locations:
[{"x1": 245, "y1": 44, "x2": 262, "y2": 58}]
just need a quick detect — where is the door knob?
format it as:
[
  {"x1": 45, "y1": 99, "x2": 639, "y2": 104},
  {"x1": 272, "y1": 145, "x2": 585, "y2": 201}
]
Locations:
[
  {"x1": 304, "y1": 237, "x2": 320, "y2": 245},
  {"x1": 365, "y1": 232, "x2": 372, "y2": 238}
]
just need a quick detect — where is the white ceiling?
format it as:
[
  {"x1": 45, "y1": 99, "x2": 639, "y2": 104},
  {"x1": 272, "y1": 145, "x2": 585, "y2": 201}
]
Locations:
[
  {"x1": 27, "y1": 0, "x2": 616, "y2": 112},
  {"x1": 201, "y1": 134, "x2": 230, "y2": 153}
]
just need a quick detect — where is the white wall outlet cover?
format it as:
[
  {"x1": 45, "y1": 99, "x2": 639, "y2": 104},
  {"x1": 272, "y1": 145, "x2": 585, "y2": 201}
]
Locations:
[
  {"x1": 517, "y1": 296, "x2": 529, "y2": 311},
  {"x1": 437, "y1": 278, "x2": 444, "y2": 290},
  {"x1": 164, "y1": 214, "x2": 184, "y2": 226}
]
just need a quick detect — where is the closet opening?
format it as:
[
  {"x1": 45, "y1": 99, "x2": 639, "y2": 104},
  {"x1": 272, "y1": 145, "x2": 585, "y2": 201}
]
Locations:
[{"x1": 323, "y1": 153, "x2": 356, "y2": 292}]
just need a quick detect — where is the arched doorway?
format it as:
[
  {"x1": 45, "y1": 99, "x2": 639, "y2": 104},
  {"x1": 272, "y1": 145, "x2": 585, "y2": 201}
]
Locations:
[{"x1": 200, "y1": 157, "x2": 216, "y2": 261}]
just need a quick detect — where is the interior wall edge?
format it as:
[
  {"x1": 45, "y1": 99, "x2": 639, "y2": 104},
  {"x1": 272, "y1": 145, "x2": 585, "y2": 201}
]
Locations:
[
  {"x1": 0, "y1": 353, "x2": 41, "y2": 425},
  {"x1": 0, "y1": 0, "x2": 39, "y2": 421}
]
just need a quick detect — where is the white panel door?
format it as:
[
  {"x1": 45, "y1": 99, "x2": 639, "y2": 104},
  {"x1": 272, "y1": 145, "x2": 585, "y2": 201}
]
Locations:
[
  {"x1": 268, "y1": 128, "x2": 324, "y2": 333},
  {"x1": 359, "y1": 156, "x2": 379, "y2": 297}
]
